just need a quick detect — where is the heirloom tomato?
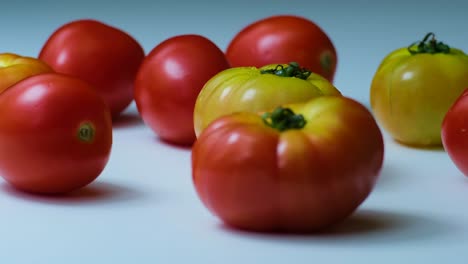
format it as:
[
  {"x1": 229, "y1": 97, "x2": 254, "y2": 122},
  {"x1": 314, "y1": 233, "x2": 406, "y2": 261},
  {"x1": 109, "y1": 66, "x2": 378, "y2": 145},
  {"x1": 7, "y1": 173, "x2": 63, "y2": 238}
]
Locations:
[
  {"x1": 0, "y1": 53, "x2": 53, "y2": 93},
  {"x1": 226, "y1": 15, "x2": 337, "y2": 82},
  {"x1": 370, "y1": 33, "x2": 468, "y2": 147},
  {"x1": 134, "y1": 34, "x2": 230, "y2": 146},
  {"x1": 192, "y1": 96, "x2": 384, "y2": 232},
  {"x1": 442, "y1": 89, "x2": 468, "y2": 177},
  {"x1": 193, "y1": 62, "x2": 341, "y2": 137},
  {"x1": 39, "y1": 19, "x2": 145, "y2": 118},
  {"x1": 0, "y1": 73, "x2": 112, "y2": 194}
]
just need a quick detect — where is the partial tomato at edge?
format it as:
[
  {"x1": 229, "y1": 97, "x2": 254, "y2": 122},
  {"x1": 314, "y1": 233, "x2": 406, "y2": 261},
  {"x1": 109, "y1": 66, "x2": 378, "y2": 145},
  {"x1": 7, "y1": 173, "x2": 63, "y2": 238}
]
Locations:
[
  {"x1": 226, "y1": 15, "x2": 337, "y2": 82},
  {"x1": 134, "y1": 34, "x2": 230, "y2": 146},
  {"x1": 0, "y1": 73, "x2": 113, "y2": 194},
  {"x1": 0, "y1": 53, "x2": 53, "y2": 94},
  {"x1": 38, "y1": 19, "x2": 145, "y2": 118},
  {"x1": 442, "y1": 88, "x2": 468, "y2": 177}
]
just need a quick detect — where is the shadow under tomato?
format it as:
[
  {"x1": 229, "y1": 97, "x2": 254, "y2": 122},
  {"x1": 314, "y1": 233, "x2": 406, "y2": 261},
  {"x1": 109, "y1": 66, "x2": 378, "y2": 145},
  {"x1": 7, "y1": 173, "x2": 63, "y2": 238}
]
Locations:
[
  {"x1": 112, "y1": 112, "x2": 144, "y2": 128},
  {"x1": 392, "y1": 138, "x2": 445, "y2": 152},
  {"x1": 218, "y1": 209, "x2": 451, "y2": 245},
  {"x1": 154, "y1": 135, "x2": 194, "y2": 151},
  {"x1": 0, "y1": 180, "x2": 145, "y2": 205}
]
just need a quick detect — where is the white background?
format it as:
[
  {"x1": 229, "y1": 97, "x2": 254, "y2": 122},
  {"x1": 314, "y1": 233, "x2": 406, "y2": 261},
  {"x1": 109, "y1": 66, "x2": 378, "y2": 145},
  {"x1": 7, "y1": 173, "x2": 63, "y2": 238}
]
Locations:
[{"x1": 1, "y1": 0, "x2": 468, "y2": 263}]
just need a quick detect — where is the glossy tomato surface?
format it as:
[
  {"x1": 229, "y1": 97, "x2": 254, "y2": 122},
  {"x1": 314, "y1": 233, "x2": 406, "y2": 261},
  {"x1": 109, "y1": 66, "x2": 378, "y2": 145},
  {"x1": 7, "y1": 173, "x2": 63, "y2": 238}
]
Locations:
[
  {"x1": 0, "y1": 73, "x2": 113, "y2": 194},
  {"x1": 0, "y1": 53, "x2": 53, "y2": 93},
  {"x1": 193, "y1": 62, "x2": 341, "y2": 137},
  {"x1": 192, "y1": 96, "x2": 384, "y2": 232},
  {"x1": 39, "y1": 19, "x2": 145, "y2": 118},
  {"x1": 226, "y1": 15, "x2": 337, "y2": 82},
  {"x1": 134, "y1": 34, "x2": 230, "y2": 146},
  {"x1": 370, "y1": 33, "x2": 468, "y2": 147},
  {"x1": 442, "y1": 89, "x2": 468, "y2": 176}
]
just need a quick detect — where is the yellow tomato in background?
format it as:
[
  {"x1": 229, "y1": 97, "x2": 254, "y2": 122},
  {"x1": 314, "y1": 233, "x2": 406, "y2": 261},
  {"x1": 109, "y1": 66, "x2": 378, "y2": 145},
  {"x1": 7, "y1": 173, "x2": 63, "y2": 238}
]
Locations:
[
  {"x1": 193, "y1": 62, "x2": 341, "y2": 137},
  {"x1": 0, "y1": 53, "x2": 53, "y2": 93},
  {"x1": 370, "y1": 33, "x2": 468, "y2": 147}
]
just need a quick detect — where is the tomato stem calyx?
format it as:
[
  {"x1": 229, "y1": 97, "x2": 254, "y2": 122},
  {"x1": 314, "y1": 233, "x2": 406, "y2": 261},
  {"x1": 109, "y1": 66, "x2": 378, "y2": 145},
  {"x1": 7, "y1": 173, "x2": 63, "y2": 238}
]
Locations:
[
  {"x1": 77, "y1": 122, "x2": 96, "y2": 143},
  {"x1": 262, "y1": 107, "x2": 307, "y2": 132},
  {"x1": 408, "y1": 32, "x2": 450, "y2": 54},
  {"x1": 260, "y1": 62, "x2": 311, "y2": 80}
]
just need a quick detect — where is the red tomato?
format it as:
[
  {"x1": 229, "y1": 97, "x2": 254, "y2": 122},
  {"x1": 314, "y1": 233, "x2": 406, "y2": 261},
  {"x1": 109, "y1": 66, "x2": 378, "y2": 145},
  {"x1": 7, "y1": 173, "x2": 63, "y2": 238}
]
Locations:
[
  {"x1": 442, "y1": 88, "x2": 468, "y2": 176},
  {"x1": 192, "y1": 96, "x2": 384, "y2": 232},
  {"x1": 0, "y1": 73, "x2": 113, "y2": 194},
  {"x1": 0, "y1": 53, "x2": 53, "y2": 94},
  {"x1": 38, "y1": 19, "x2": 145, "y2": 118},
  {"x1": 134, "y1": 34, "x2": 230, "y2": 146},
  {"x1": 226, "y1": 15, "x2": 337, "y2": 82}
]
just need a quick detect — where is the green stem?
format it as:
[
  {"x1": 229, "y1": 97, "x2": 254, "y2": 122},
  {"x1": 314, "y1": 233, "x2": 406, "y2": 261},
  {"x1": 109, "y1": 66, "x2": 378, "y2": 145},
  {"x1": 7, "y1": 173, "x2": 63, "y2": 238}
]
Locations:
[
  {"x1": 408, "y1": 32, "x2": 450, "y2": 54},
  {"x1": 262, "y1": 107, "x2": 307, "y2": 132},
  {"x1": 260, "y1": 62, "x2": 311, "y2": 80}
]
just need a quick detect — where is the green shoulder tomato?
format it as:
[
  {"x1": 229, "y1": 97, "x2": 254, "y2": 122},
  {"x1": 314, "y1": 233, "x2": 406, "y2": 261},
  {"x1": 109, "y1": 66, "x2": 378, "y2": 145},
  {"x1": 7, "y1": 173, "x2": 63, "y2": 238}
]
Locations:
[
  {"x1": 370, "y1": 33, "x2": 468, "y2": 147},
  {"x1": 193, "y1": 62, "x2": 341, "y2": 137}
]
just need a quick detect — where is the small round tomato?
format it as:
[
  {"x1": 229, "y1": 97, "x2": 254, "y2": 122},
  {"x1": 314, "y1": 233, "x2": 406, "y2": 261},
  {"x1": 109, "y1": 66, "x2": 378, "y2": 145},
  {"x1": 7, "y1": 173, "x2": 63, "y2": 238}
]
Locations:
[
  {"x1": 194, "y1": 62, "x2": 341, "y2": 137},
  {"x1": 0, "y1": 73, "x2": 112, "y2": 194},
  {"x1": 226, "y1": 15, "x2": 337, "y2": 82},
  {"x1": 134, "y1": 34, "x2": 230, "y2": 146},
  {"x1": 370, "y1": 33, "x2": 468, "y2": 147},
  {"x1": 442, "y1": 89, "x2": 468, "y2": 176},
  {"x1": 192, "y1": 96, "x2": 384, "y2": 232},
  {"x1": 39, "y1": 19, "x2": 145, "y2": 118},
  {"x1": 0, "y1": 53, "x2": 53, "y2": 93}
]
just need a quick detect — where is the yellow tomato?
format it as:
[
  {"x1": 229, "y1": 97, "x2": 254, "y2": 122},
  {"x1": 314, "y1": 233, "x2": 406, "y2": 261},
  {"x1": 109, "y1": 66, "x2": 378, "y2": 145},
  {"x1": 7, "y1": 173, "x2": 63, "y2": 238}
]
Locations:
[
  {"x1": 194, "y1": 62, "x2": 341, "y2": 137},
  {"x1": 370, "y1": 33, "x2": 468, "y2": 147},
  {"x1": 0, "y1": 53, "x2": 53, "y2": 93}
]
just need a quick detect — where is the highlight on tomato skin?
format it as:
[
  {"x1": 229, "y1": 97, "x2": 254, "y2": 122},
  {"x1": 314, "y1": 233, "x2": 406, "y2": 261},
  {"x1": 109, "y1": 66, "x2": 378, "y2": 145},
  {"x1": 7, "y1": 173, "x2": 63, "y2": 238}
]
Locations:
[
  {"x1": 191, "y1": 95, "x2": 384, "y2": 233},
  {"x1": 0, "y1": 72, "x2": 113, "y2": 195}
]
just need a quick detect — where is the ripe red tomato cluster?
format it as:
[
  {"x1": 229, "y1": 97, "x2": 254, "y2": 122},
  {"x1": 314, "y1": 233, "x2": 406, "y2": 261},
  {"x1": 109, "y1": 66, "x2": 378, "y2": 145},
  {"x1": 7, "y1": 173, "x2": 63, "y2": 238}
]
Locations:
[{"x1": 1, "y1": 14, "x2": 465, "y2": 234}]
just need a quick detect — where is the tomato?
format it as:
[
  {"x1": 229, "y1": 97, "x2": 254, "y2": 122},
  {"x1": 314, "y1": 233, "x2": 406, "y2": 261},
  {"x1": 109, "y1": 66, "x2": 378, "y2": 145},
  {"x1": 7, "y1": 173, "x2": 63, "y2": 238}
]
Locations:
[
  {"x1": 193, "y1": 62, "x2": 341, "y2": 137},
  {"x1": 38, "y1": 19, "x2": 145, "y2": 118},
  {"x1": 192, "y1": 96, "x2": 384, "y2": 232},
  {"x1": 0, "y1": 53, "x2": 53, "y2": 93},
  {"x1": 370, "y1": 32, "x2": 468, "y2": 147},
  {"x1": 134, "y1": 34, "x2": 230, "y2": 146},
  {"x1": 226, "y1": 15, "x2": 337, "y2": 82},
  {"x1": 442, "y1": 88, "x2": 468, "y2": 176},
  {"x1": 0, "y1": 73, "x2": 113, "y2": 194}
]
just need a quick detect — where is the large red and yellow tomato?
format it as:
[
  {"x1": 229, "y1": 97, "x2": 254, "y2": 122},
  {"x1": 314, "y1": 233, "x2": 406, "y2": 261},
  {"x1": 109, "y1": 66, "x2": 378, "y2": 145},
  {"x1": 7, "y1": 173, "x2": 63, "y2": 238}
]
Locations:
[
  {"x1": 226, "y1": 15, "x2": 337, "y2": 82},
  {"x1": 192, "y1": 96, "x2": 384, "y2": 232},
  {"x1": 39, "y1": 19, "x2": 145, "y2": 118},
  {"x1": 0, "y1": 73, "x2": 113, "y2": 194},
  {"x1": 370, "y1": 33, "x2": 468, "y2": 147},
  {"x1": 194, "y1": 62, "x2": 341, "y2": 137},
  {"x1": 0, "y1": 53, "x2": 53, "y2": 93},
  {"x1": 134, "y1": 34, "x2": 230, "y2": 146}
]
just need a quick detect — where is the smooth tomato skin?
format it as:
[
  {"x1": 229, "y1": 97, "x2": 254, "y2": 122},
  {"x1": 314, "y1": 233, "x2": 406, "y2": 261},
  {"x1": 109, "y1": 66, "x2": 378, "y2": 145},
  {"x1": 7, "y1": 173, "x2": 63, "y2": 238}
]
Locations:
[
  {"x1": 39, "y1": 19, "x2": 145, "y2": 118},
  {"x1": 0, "y1": 73, "x2": 113, "y2": 194},
  {"x1": 192, "y1": 96, "x2": 384, "y2": 232},
  {"x1": 0, "y1": 53, "x2": 53, "y2": 93},
  {"x1": 442, "y1": 89, "x2": 468, "y2": 176},
  {"x1": 193, "y1": 63, "x2": 341, "y2": 137},
  {"x1": 226, "y1": 15, "x2": 337, "y2": 82},
  {"x1": 370, "y1": 46, "x2": 468, "y2": 147},
  {"x1": 134, "y1": 34, "x2": 230, "y2": 146}
]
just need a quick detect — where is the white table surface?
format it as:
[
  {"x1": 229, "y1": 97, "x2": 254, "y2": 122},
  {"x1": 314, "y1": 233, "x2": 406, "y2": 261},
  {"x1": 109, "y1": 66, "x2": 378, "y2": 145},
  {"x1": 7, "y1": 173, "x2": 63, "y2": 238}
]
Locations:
[{"x1": 1, "y1": 0, "x2": 468, "y2": 263}]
